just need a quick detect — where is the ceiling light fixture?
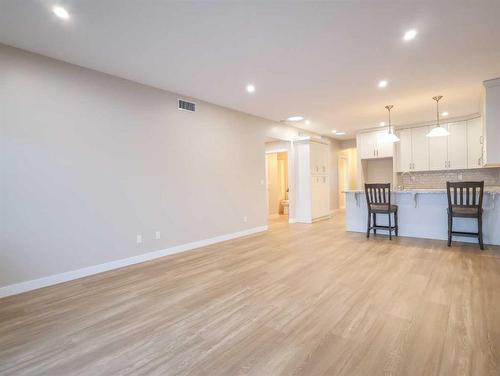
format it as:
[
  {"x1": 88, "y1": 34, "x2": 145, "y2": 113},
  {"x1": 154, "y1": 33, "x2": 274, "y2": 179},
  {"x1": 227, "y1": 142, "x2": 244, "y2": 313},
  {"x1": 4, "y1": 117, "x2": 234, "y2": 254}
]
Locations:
[
  {"x1": 378, "y1": 80, "x2": 388, "y2": 88},
  {"x1": 335, "y1": 131, "x2": 346, "y2": 136},
  {"x1": 379, "y1": 122, "x2": 386, "y2": 126},
  {"x1": 305, "y1": 120, "x2": 311, "y2": 125},
  {"x1": 427, "y1": 96, "x2": 450, "y2": 137},
  {"x1": 379, "y1": 105, "x2": 400, "y2": 143},
  {"x1": 441, "y1": 111, "x2": 449, "y2": 117},
  {"x1": 52, "y1": 5, "x2": 70, "y2": 19},
  {"x1": 287, "y1": 116, "x2": 304, "y2": 122},
  {"x1": 403, "y1": 29, "x2": 418, "y2": 41},
  {"x1": 246, "y1": 84, "x2": 255, "y2": 93}
]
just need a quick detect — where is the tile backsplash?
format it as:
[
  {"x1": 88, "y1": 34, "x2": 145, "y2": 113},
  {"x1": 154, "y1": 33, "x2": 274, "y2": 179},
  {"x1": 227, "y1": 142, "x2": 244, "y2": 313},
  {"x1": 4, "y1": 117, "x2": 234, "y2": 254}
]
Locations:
[{"x1": 397, "y1": 168, "x2": 500, "y2": 189}]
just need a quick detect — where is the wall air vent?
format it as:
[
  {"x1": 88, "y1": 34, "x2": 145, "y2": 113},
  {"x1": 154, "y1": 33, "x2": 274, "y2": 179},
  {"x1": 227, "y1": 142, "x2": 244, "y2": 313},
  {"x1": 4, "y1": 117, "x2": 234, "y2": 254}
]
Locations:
[{"x1": 178, "y1": 99, "x2": 196, "y2": 112}]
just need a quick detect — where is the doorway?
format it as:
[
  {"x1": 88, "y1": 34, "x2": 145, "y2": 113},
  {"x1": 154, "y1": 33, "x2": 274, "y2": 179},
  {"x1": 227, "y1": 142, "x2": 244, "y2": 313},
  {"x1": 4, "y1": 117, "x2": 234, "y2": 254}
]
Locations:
[
  {"x1": 338, "y1": 156, "x2": 349, "y2": 209},
  {"x1": 266, "y1": 151, "x2": 289, "y2": 220}
]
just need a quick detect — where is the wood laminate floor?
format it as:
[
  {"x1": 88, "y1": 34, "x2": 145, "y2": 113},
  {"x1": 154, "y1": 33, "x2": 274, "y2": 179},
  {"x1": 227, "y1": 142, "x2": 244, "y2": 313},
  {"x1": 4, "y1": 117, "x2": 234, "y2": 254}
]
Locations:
[{"x1": 1, "y1": 212, "x2": 500, "y2": 376}]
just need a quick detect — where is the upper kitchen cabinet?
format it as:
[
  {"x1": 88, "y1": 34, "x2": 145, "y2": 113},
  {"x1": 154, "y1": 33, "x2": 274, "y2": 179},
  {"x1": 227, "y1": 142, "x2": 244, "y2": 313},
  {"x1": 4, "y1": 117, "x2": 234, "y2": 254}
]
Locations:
[
  {"x1": 447, "y1": 122, "x2": 468, "y2": 170},
  {"x1": 396, "y1": 126, "x2": 429, "y2": 172},
  {"x1": 429, "y1": 121, "x2": 467, "y2": 170},
  {"x1": 467, "y1": 117, "x2": 483, "y2": 168},
  {"x1": 429, "y1": 125, "x2": 449, "y2": 170},
  {"x1": 482, "y1": 78, "x2": 500, "y2": 167},
  {"x1": 357, "y1": 130, "x2": 393, "y2": 159}
]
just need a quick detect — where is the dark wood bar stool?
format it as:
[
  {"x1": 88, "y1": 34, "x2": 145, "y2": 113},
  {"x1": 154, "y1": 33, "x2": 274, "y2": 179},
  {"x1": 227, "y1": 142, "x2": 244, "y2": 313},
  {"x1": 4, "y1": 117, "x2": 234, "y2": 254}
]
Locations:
[
  {"x1": 364, "y1": 183, "x2": 398, "y2": 240},
  {"x1": 446, "y1": 181, "x2": 485, "y2": 250}
]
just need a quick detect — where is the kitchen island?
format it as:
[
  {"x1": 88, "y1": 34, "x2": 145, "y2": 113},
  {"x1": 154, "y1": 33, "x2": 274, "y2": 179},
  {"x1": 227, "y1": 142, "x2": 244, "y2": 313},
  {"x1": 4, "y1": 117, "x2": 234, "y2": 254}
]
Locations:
[{"x1": 344, "y1": 188, "x2": 500, "y2": 245}]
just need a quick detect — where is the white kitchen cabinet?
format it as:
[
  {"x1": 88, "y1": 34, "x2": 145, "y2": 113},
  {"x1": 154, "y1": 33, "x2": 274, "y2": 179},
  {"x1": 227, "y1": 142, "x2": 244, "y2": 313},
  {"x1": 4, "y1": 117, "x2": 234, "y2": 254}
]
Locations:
[
  {"x1": 448, "y1": 122, "x2": 467, "y2": 169},
  {"x1": 311, "y1": 175, "x2": 330, "y2": 219},
  {"x1": 396, "y1": 126, "x2": 429, "y2": 172},
  {"x1": 310, "y1": 141, "x2": 328, "y2": 175},
  {"x1": 376, "y1": 131, "x2": 394, "y2": 158},
  {"x1": 411, "y1": 126, "x2": 430, "y2": 171},
  {"x1": 397, "y1": 128, "x2": 412, "y2": 171},
  {"x1": 483, "y1": 78, "x2": 500, "y2": 166},
  {"x1": 429, "y1": 124, "x2": 449, "y2": 170},
  {"x1": 358, "y1": 132, "x2": 376, "y2": 159},
  {"x1": 428, "y1": 121, "x2": 468, "y2": 170},
  {"x1": 357, "y1": 130, "x2": 394, "y2": 159},
  {"x1": 294, "y1": 139, "x2": 330, "y2": 223},
  {"x1": 467, "y1": 117, "x2": 483, "y2": 168}
]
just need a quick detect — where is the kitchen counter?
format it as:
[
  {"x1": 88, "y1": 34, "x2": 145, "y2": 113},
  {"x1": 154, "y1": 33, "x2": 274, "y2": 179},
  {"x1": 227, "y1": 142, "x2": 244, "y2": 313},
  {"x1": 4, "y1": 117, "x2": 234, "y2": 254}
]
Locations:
[
  {"x1": 344, "y1": 188, "x2": 500, "y2": 246},
  {"x1": 343, "y1": 186, "x2": 500, "y2": 193}
]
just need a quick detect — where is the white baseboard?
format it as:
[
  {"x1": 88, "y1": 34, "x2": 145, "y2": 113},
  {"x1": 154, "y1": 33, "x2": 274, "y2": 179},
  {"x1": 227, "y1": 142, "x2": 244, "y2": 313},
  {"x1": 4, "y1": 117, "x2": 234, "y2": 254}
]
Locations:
[{"x1": 0, "y1": 225, "x2": 268, "y2": 299}]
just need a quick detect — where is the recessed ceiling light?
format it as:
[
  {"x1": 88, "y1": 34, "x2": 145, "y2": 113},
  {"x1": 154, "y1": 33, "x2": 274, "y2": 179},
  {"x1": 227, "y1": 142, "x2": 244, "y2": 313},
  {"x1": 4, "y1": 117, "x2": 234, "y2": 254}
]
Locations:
[
  {"x1": 441, "y1": 111, "x2": 449, "y2": 117},
  {"x1": 246, "y1": 84, "x2": 255, "y2": 93},
  {"x1": 335, "y1": 131, "x2": 346, "y2": 136},
  {"x1": 52, "y1": 6, "x2": 70, "y2": 20},
  {"x1": 331, "y1": 130, "x2": 337, "y2": 133},
  {"x1": 403, "y1": 29, "x2": 418, "y2": 41},
  {"x1": 379, "y1": 122, "x2": 386, "y2": 126},
  {"x1": 305, "y1": 120, "x2": 311, "y2": 125},
  {"x1": 287, "y1": 116, "x2": 304, "y2": 122},
  {"x1": 378, "y1": 80, "x2": 388, "y2": 88}
]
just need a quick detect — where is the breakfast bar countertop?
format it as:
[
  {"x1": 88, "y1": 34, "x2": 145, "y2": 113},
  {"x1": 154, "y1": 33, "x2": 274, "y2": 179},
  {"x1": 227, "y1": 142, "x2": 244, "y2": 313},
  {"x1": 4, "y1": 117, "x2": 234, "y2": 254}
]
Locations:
[{"x1": 343, "y1": 186, "x2": 500, "y2": 194}]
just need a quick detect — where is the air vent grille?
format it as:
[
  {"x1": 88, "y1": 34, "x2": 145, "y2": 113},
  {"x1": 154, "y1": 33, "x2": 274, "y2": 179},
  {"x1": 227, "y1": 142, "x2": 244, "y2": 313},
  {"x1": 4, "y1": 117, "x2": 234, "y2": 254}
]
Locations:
[{"x1": 178, "y1": 99, "x2": 196, "y2": 112}]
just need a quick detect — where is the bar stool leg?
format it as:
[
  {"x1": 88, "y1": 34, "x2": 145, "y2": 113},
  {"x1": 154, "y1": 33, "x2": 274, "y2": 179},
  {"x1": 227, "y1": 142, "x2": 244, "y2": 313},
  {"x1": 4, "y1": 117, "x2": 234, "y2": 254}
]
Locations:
[
  {"x1": 447, "y1": 214, "x2": 452, "y2": 247},
  {"x1": 366, "y1": 211, "x2": 371, "y2": 238},
  {"x1": 373, "y1": 213, "x2": 377, "y2": 235},
  {"x1": 395, "y1": 210, "x2": 398, "y2": 236},
  {"x1": 478, "y1": 215, "x2": 484, "y2": 250},
  {"x1": 388, "y1": 212, "x2": 392, "y2": 240}
]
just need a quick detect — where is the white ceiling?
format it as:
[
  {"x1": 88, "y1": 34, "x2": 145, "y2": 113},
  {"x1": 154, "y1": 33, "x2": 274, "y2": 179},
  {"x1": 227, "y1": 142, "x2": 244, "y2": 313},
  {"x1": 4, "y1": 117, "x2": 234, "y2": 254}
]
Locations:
[{"x1": 1, "y1": 1, "x2": 500, "y2": 138}]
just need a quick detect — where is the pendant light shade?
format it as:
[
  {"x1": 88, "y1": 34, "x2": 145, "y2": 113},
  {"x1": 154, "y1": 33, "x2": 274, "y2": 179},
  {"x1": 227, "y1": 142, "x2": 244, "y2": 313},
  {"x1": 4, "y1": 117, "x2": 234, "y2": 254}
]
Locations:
[
  {"x1": 379, "y1": 104, "x2": 400, "y2": 143},
  {"x1": 426, "y1": 125, "x2": 450, "y2": 137},
  {"x1": 426, "y1": 95, "x2": 450, "y2": 137}
]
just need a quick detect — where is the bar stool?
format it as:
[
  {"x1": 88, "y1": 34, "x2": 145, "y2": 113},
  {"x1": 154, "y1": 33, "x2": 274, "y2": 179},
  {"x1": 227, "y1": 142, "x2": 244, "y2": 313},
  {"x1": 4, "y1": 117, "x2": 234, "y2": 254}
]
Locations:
[
  {"x1": 446, "y1": 181, "x2": 484, "y2": 250},
  {"x1": 364, "y1": 183, "x2": 398, "y2": 240}
]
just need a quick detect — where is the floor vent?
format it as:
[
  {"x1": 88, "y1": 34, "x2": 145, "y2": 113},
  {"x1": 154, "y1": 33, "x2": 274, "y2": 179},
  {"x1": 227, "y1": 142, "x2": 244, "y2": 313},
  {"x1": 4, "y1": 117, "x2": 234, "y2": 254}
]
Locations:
[{"x1": 178, "y1": 99, "x2": 196, "y2": 112}]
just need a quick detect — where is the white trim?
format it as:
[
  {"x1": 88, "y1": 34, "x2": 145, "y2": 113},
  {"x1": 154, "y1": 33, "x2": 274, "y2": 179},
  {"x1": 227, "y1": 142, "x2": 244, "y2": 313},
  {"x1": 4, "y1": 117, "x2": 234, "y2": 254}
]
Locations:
[
  {"x1": 483, "y1": 77, "x2": 500, "y2": 88},
  {"x1": 265, "y1": 149, "x2": 288, "y2": 154},
  {"x1": 0, "y1": 226, "x2": 268, "y2": 299}
]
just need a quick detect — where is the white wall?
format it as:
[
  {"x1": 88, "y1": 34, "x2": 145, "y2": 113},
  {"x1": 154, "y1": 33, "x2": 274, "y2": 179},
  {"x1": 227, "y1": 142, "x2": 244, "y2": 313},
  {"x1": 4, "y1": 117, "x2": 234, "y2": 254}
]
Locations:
[{"x1": 0, "y1": 44, "x2": 327, "y2": 290}]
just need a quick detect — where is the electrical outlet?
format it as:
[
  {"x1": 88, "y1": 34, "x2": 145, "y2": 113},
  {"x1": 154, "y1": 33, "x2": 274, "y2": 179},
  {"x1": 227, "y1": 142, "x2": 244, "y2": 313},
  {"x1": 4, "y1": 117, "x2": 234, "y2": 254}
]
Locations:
[
  {"x1": 136, "y1": 234, "x2": 142, "y2": 244},
  {"x1": 155, "y1": 231, "x2": 161, "y2": 240},
  {"x1": 260, "y1": 179, "x2": 265, "y2": 185},
  {"x1": 243, "y1": 216, "x2": 248, "y2": 223},
  {"x1": 457, "y1": 173, "x2": 463, "y2": 180}
]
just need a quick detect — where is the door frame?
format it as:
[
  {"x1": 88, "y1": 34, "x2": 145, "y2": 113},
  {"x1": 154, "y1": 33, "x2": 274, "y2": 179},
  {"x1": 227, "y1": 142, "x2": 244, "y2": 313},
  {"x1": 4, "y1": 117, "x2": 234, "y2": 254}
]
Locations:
[
  {"x1": 264, "y1": 140, "x2": 294, "y2": 223},
  {"x1": 338, "y1": 155, "x2": 349, "y2": 209}
]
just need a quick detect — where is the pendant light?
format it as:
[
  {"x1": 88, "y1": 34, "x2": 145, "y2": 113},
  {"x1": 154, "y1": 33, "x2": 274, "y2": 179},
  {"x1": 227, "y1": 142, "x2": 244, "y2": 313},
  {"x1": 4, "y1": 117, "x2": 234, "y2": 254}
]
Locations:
[
  {"x1": 426, "y1": 95, "x2": 450, "y2": 137},
  {"x1": 380, "y1": 105, "x2": 400, "y2": 143}
]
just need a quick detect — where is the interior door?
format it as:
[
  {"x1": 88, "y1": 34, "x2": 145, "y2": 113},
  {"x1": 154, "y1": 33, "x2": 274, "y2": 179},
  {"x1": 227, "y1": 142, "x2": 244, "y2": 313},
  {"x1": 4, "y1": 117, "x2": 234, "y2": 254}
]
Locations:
[
  {"x1": 429, "y1": 124, "x2": 449, "y2": 170},
  {"x1": 411, "y1": 126, "x2": 430, "y2": 171},
  {"x1": 448, "y1": 121, "x2": 467, "y2": 169}
]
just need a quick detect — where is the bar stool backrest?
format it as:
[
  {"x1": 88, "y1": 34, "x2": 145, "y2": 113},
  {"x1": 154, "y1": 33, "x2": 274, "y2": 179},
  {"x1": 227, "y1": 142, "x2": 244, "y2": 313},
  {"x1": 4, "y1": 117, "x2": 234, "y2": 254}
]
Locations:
[
  {"x1": 446, "y1": 181, "x2": 484, "y2": 212},
  {"x1": 364, "y1": 183, "x2": 391, "y2": 210}
]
